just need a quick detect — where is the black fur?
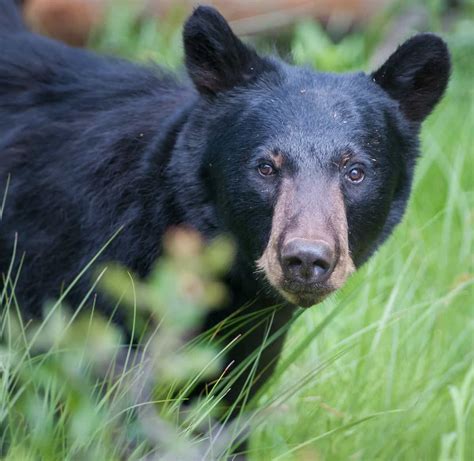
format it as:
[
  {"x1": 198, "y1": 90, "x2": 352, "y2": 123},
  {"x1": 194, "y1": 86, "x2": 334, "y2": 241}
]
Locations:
[
  {"x1": 0, "y1": 2, "x2": 450, "y2": 406},
  {"x1": 0, "y1": 0, "x2": 23, "y2": 32}
]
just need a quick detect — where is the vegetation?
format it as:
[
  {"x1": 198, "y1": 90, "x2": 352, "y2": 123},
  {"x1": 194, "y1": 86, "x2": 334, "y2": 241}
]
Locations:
[{"x1": 1, "y1": 1, "x2": 473, "y2": 459}]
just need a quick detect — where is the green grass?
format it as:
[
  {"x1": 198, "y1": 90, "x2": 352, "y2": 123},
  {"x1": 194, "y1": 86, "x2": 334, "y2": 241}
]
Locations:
[{"x1": 1, "y1": 4, "x2": 473, "y2": 461}]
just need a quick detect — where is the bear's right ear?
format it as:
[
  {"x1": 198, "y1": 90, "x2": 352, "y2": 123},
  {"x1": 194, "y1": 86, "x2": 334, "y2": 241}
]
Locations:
[
  {"x1": 372, "y1": 33, "x2": 450, "y2": 123},
  {"x1": 183, "y1": 6, "x2": 271, "y2": 96}
]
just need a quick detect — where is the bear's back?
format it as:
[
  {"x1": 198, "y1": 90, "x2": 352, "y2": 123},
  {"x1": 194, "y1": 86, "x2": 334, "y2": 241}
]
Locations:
[{"x1": 0, "y1": 30, "x2": 195, "y2": 317}]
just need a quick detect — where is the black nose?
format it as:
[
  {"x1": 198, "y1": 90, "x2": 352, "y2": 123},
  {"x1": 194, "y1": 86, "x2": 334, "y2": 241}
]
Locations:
[{"x1": 281, "y1": 238, "x2": 336, "y2": 284}]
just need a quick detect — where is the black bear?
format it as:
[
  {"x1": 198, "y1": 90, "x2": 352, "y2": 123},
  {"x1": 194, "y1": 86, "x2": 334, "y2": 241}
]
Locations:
[{"x1": 0, "y1": 0, "x2": 450, "y2": 406}]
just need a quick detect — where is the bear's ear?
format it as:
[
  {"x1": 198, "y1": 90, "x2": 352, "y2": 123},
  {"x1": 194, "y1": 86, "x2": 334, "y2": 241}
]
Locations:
[
  {"x1": 372, "y1": 33, "x2": 450, "y2": 122},
  {"x1": 183, "y1": 6, "x2": 271, "y2": 96}
]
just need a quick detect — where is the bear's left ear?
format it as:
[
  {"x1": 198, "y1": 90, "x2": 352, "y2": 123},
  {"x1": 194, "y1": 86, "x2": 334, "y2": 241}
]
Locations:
[
  {"x1": 372, "y1": 33, "x2": 451, "y2": 122},
  {"x1": 183, "y1": 6, "x2": 272, "y2": 96}
]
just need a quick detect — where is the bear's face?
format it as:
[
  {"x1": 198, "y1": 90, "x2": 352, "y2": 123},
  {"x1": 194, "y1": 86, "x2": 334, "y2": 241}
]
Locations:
[{"x1": 183, "y1": 7, "x2": 450, "y2": 307}]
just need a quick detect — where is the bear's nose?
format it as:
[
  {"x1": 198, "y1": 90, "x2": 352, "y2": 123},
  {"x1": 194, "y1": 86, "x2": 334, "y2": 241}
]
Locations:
[{"x1": 281, "y1": 238, "x2": 336, "y2": 284}]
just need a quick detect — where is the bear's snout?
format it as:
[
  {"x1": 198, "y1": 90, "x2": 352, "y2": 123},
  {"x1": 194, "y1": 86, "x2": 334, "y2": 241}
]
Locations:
[{"x1": 256, "y1": 177, "x2": 354, "y2": 308}]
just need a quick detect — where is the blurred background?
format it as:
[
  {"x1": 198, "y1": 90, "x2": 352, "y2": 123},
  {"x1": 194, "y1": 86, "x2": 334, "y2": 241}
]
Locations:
[{"x1": 20, "y1": 0, "x2": 468, "y2": 47}]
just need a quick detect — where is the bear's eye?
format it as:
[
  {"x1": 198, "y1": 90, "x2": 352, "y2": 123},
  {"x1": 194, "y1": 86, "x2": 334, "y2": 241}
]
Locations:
[
  {"x1": 258, "y1": 163, "x2": 276, "y2": 177},
  {"x1": 345, "y1": 167, "x2": 365, "y2": 184}
]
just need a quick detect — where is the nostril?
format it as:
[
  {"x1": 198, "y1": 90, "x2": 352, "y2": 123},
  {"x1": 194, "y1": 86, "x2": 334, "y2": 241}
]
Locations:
[
  {"x1": 286, "y1": 256, "x2": 303, "y2": 268},
  {"x1": 313, "y1": 258, "x2": 330, "y2": 272}
]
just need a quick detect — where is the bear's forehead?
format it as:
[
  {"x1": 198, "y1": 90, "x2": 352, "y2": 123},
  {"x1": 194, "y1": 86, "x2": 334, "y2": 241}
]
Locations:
[
  {"x1": 278, "y1": 67, "x2": 372, "y2": 98},
  {"x1": 216, "y1": 68, "x2": 391, "y2": 164},
  {"x1": 248, "y1": 89, "x2": 370, "y2": 147},
  {"x1": 248, "y1": 76, "x2": 386, "y2": 167},
  {"x1": 247, "y1": 69, "x2": 379, "y2": 131}
]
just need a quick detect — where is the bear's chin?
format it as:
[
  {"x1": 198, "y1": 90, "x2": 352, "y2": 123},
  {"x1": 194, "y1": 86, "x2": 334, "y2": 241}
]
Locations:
[{"x1": 277, "y1": 289, "x2": 329, "y2": 309}]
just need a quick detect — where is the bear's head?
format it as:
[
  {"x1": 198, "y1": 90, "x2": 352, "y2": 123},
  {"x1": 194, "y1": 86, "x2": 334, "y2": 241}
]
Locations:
[{"x1": 177, "y1": 6, "x2": 450, "y2": 307}]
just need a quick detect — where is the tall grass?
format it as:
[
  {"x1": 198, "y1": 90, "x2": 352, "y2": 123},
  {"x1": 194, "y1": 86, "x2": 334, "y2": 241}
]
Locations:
[{"x1": 1, "y1": 3, "x2": 473, "y2": 460}]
